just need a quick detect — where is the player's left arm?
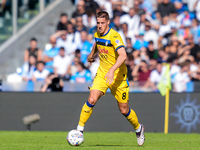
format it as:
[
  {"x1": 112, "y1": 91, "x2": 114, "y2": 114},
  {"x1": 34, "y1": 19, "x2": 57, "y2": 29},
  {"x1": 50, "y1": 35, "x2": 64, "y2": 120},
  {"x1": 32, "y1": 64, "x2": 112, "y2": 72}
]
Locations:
[
  {"x1": 87, "y1": 42, "x2": 98, "y2": 63},
  {"x1": 105, "y1": 47, "x2": 127, "y2": 85}
]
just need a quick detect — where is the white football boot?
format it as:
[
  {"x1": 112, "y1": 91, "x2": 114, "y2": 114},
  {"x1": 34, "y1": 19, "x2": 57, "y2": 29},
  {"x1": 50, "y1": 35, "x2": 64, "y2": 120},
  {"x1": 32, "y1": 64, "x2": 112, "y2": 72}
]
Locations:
[{"x1": 136, "y1": 124, "x2": 145, "y2": 146}]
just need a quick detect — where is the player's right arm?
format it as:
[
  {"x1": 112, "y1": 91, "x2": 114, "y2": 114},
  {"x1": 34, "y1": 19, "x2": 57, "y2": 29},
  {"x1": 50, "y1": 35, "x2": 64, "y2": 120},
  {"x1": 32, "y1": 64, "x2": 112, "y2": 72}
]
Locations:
[{"x1": 87, "y1": 42, "x2": 98, "y2": 63}]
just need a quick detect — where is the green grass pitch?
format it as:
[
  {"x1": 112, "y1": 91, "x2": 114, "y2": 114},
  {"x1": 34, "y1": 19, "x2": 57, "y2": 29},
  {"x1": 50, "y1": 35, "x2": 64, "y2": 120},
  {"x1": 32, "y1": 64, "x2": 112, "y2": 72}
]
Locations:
[{"x1": 0, "y1": 131, "x2": 199, "y2": 150}]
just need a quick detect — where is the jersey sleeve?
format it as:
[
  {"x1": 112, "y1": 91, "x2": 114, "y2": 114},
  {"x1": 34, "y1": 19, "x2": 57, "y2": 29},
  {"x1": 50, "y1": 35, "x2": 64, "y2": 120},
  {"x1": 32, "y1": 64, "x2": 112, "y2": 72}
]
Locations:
[{"x1": 111, "y1": 31, "x2": 125, "y2": 51}]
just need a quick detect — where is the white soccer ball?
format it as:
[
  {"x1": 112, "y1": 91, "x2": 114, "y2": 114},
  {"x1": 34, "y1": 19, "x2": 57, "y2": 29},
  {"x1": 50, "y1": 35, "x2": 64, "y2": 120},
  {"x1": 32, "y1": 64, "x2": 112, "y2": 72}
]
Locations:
[{"x1": 67, "y1": 130, "x2": 84, "y2": 146}]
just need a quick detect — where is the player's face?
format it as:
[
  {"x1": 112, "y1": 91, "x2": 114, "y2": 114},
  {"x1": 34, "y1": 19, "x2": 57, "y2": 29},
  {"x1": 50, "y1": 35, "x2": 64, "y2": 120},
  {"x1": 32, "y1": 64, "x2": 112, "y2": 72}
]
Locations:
[{"x1": 97, "y1": 17, "x2": 110, "y2": 35}]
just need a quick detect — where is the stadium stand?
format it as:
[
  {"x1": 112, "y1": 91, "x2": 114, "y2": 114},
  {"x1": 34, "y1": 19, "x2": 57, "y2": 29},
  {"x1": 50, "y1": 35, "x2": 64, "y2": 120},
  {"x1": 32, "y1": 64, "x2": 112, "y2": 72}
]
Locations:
[
  {"x1": 0, "y1": 0, "x2": 200, "y2": 92},
  {"x1": 0, "y1": 0, "x2": 75, "y2": 81}
]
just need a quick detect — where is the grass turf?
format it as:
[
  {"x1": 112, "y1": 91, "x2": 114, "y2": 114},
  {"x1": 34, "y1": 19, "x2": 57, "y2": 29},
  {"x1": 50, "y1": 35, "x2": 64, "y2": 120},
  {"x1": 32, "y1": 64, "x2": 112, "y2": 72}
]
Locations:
[{"x1": 0, "y1": 131, "x2": 199, "y2": 150}]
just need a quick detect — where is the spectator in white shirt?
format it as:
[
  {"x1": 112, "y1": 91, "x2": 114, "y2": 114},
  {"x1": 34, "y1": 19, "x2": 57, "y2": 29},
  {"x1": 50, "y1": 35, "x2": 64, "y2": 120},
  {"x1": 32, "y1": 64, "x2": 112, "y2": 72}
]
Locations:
[
  {"x1": 158, "y1": 16, "x2": 172, "y2": 48},
  {"x1": 138, "y1": 12, "x2": 146, "y2": 31},
  {"x1": 173, "y1": 60, "x2": 191, "y2": 92},
  {"x1": 143, "y1": 61, "x2": 164, "y2": 90},
  {"x1": 54, "y1": 29, "x2": 78, "y2": 59},
  {"x1": 120, "y1": 8, "x2": 140, "y2": 33},
  {"x1": 194, "y1": 0, "x2": 200, "y2": 21},
  {"x1": 53, "y1": 47, "x2": 73, "y2": 81},
  {"x1": 96, "y1": 0, "x2": 113, "y2": 19},
  {"x1": 56, "y1": 30, "x2": 68, "y2": 49},
  {"x1": 187, "y1": 0, "x2": 196, "y2": 12},
  {"x1": 82, "y1": 8, "x2": 97, "y2": 30},
  {"x1": 118, "y1": 22, "x2": 135, "y2": 46},
  {"x1": 170, "y1": 59, "x2": 181, "y2": 83},
  {"x1": 32, "y1": 61, "x2": 50, "y2": 82},
  {"x1": 143, "y1": 20, "x2": 159, "y2": 49},
  {"x1": 66, "y1": 22, "x2": 81, "y2": 51},
  {"x1": 22, "y1": 55, "x2": 36, "y2": 81}
]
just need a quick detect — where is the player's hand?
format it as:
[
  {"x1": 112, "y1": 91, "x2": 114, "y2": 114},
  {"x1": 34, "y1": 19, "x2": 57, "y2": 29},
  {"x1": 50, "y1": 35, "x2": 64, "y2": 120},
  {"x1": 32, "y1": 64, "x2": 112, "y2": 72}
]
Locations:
[
  {"x1": 87, "y1": 55, "x2": 95, "y2": 63},
  {"x1": 105, "y1": 70, "x2": 114, "y2": 85}
]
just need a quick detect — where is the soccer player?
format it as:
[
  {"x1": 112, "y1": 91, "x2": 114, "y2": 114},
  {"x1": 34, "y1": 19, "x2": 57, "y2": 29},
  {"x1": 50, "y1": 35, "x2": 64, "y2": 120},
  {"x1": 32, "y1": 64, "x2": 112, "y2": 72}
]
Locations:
[{"x1": 76, "y1": 11, "x2": 145, "y2": 146}]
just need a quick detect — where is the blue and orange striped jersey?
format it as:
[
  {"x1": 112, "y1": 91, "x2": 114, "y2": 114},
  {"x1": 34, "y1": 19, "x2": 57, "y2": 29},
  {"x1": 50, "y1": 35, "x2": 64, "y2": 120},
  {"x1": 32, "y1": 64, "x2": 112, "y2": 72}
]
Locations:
[{"x1": 94, "y1": 28, "x2": 127, "y2": 81}]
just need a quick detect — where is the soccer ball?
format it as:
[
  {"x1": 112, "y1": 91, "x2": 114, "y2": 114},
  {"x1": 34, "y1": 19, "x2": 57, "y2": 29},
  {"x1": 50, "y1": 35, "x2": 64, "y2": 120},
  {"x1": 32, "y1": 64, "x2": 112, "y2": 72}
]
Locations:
[{"x1": 67, "y1": 130, "x2": 84, "y2": 146}]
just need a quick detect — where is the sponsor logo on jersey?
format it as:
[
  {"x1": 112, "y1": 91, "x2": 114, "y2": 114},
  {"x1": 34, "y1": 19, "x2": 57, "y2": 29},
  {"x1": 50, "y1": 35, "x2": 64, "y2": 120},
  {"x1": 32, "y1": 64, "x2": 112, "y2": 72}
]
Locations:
[{"x1": 98, "y1": 46, "x2": 108, "y2": 54}]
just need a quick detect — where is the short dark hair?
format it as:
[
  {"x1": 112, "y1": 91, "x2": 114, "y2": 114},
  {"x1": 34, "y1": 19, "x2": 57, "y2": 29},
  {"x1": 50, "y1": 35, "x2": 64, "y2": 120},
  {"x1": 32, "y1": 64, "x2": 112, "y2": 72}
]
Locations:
[
  {"x1": 149, "y1": 40, "x2": 154, "y2": 44},
  {"x1": 60, "y1": 13, "x2": 67, "y2": 17},
  {"x1": 179, "y1": 60, "x2": 190, "y2": 68},
  {"x1": 60, "y1": 47, "x2": 65, "y2": 51},
  {"x1": 127, "y1": 54, "x2": 134, "y2": 61},
  {"x1": 121, "y1": 22, "x2": 128, "y2": 27},
  {"x1": 75, "y1": 49, "x2": 80, "y2": 54},
  {"x1": 96, "y1": 11, "x2": 109, "y2": 20},
  {"x1": 47, "y1": 73, "x2": 54, "y2": 77},
  {"x1": 126, "y1": 37, "x2": 132, "y2": 41},
  {"x1": 75, "y1": 15, "x2": 82, "y2": 20},
  {"x1": 30, "y1": 37, "x2": 37, "y2": 42},
  {"x1": 29, "y1": 54, "x2": 36, "y2": 58},
  {"x1": 37, "y1": 61, "x2": 45, "y2": 65},
  {"x1": 141, "y1": 60, "x2": 147, "y2": 64}
]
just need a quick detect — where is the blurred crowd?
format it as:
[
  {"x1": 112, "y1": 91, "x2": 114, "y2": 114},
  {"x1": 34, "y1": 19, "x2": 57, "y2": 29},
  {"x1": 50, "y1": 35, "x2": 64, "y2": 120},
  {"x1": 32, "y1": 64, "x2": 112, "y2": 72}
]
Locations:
[
  {"x1": 7, "y1": 0, "x2": 200, "y2": 92},
  {"x1": 0, "y1": 0, "x2": 52, "y2": 20}
]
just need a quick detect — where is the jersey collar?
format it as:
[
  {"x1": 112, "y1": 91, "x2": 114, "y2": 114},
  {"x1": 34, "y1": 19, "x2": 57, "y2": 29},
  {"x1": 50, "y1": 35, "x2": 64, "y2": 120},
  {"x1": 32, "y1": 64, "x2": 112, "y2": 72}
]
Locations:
[{"x1": 101, "y1": 28, "x2": 111, "y2": 37}]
